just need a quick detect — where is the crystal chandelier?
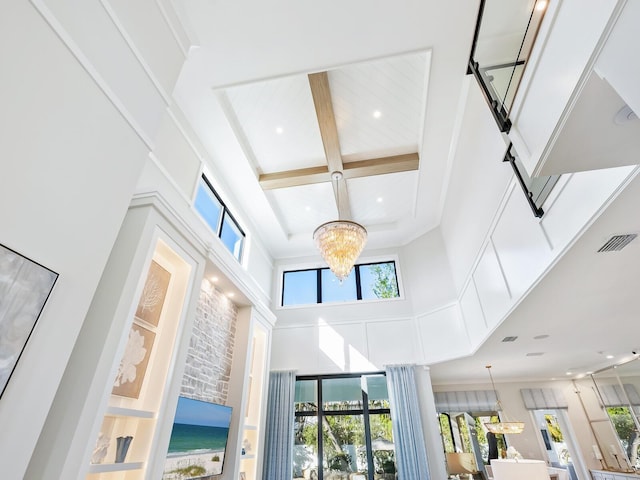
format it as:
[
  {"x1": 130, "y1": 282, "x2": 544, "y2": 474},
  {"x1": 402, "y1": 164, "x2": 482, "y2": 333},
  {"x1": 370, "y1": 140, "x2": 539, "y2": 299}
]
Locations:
[
  {"x1": 484, "y1": 365, "x2": 525, "y2": 434},
  {"x1": 313, "y1": 220, "x2": 367, "y2": 281},
  {"x1": 313, "y1": 172, "x2": 367, "y2": 281}
]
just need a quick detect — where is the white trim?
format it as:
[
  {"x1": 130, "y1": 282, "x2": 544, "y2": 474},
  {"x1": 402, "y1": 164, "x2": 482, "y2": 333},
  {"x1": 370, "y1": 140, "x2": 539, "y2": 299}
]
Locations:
[
  {"x1": 147, "y1": 152, "x2": 193, "y2": 205},
  {"x1": 30, "y1": 0, "x2": 155, "y2": 149},
  {"x1": 99, "y1": 0, "x2": 173, "y2": 104},
  {"x1": 437, "y1": 74, "x2": 472, "y2": 222},
  {"x1": 155, "y1": 0, "x2": 193, "y2": 57}
]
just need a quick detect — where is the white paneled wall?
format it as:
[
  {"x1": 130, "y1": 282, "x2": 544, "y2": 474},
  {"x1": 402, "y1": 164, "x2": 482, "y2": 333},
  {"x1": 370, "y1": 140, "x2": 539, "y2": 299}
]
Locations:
[
  {"x1": 509, "y1": 0, "x2": 620, "y2": 177},
  {"x1": 418, "y1": 305, "x2": 469, "y2": 364},
  {"x1": 596, "y1": 1, "x2": 640, "y2": 119},
  {"x1": 473, "y1": 240, "x2": 512, "y2": 327}
]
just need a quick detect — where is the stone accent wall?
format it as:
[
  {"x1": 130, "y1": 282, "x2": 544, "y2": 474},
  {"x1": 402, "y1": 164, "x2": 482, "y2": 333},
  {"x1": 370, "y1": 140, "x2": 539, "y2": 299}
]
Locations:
[{"x1": 180, "y1": 281, "x2": 237, "y2": 405}]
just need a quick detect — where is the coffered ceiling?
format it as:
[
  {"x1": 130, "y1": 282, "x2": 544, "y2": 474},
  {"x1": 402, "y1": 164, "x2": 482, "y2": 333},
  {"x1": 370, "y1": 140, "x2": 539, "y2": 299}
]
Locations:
[{"x1": 174, "y1": 0, "x2": 479, "y2": 258}]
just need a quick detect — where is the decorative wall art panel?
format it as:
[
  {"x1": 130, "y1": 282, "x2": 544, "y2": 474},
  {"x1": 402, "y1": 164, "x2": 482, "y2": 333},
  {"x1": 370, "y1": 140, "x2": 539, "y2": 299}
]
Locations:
[
  {"x1": 112, "y1": 323, "x2": 156, "y2": 398},
  {"x1": 0, "y1": 243, "x2": 58, "y2": 398},
  {"x1": 135, "y1": 260, "x2": 171, "y2": 327}
]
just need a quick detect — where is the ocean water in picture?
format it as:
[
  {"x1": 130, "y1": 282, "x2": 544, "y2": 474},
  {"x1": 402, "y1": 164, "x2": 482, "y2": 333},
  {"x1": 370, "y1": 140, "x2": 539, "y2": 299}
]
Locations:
[{"x1": 167, "y1": 423, "x2": 229, "y2": 455}]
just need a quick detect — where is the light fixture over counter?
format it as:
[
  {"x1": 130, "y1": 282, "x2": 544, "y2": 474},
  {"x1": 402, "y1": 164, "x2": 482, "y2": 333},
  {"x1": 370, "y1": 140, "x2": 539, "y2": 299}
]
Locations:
[{"x1": 485, "y1": 365, "x2": 525, "y2": 434}]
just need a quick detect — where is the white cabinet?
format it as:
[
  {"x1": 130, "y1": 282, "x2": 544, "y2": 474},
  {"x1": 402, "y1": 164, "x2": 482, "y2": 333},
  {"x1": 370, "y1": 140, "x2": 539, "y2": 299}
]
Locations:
[{"x1": 591, "y1": 470, "x2": 638, "y2": 480}]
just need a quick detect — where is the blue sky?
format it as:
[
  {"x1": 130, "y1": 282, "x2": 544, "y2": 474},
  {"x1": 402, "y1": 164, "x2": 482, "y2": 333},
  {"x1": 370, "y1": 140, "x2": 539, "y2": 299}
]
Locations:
[{"x1": 174, "y1": 396, "x2": 233, "y2": 428}]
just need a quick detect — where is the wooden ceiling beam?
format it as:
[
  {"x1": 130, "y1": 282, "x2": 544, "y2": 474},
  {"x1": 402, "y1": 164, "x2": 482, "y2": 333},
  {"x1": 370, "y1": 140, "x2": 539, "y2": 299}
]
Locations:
[
  {"x1": 308, "y1": 72, "x2": 344, "y2": 174},
  {"x1": 258, "y1": 153, "x2": 419, "y2": 190},
  {"x1": 259, "y1": 165, "x2": 330, "y2": 190},
  {"x1": 342, "y1": 153, "x2": 419, "y2": 179},
  {"x1": 308, "y1": 71, "x2": 353, "y2": 218}
]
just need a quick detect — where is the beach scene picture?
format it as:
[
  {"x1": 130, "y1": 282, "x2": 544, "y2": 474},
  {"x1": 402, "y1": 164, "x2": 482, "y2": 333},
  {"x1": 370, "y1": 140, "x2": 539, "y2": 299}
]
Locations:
[{"x1": 163, "y1": 396, "x2": 233, "y2": 479}]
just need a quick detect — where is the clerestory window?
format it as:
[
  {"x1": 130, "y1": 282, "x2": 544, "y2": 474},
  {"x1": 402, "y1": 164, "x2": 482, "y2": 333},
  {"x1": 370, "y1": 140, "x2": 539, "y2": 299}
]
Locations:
[
  {"x1": 281, "y1": 261, "x2": 400, "y2": 307},
  {"x1": 194, "y1": 174, "x2": 245, "y2": 262}
]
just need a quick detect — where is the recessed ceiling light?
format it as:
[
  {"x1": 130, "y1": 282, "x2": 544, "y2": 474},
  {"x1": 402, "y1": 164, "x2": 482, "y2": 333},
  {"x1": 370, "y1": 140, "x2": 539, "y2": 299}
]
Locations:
[
  {"x1": 276, "y1": 127, "x2": 284, "y2": 134},
  {"x1": 305, "y1": 206, "x2": 311, "y2": 211},
  {"x1": 376, "y1": 197, "x2": 383, "y2": 203},
  {"x1": 210, "y1": 276, "x2": 219, "y2": 282},
  {"x1": 373, "y1": 110, "x2": 382, "y2": 119},
  {"x1": 566, "y1": 372, "x2": 572, "y2": 376},
  {"x1": 227, "y1": 292, "x2": 235, "y2": 298},
  {"x1": 535, "y1": 0, "x2": 548, "y2": 11},
  {"x1": 606, "y1": 355, "x2": 614, "y2": 359}
]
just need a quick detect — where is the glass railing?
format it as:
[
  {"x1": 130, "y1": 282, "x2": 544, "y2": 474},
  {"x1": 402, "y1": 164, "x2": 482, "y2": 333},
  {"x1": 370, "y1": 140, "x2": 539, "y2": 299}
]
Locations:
[
  {"x1": 468, "y1": 0, "x2": 549, "y2": 132},
  {"x1": 504, "y1": 144, "x2": 559, "y2": 217}
]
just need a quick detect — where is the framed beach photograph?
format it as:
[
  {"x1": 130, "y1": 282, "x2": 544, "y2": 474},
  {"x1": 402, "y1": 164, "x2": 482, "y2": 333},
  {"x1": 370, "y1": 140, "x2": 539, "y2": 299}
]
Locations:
[
  {"x1": 112, "y1": 323, "x2": 156, "y2": 398},
  {"x1": 163, "y1": 397, "x2": 233, "y2": 479},
  {"x1": 135, "y1": 260, "x2": 171, "y2": 327},
  {"x1": 0, "y1": 243, "x2": 58, "y2": 398}
]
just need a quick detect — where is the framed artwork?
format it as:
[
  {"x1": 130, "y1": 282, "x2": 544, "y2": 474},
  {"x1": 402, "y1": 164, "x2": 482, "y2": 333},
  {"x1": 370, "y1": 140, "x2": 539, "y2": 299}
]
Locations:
[
  {"x1": 0, "y1": 243, "x2": 58, "y2": 398},
  {"x1": 112, "y1": 323, "x2": 156, "y2": 398},
  {"x1": 135, "y1": 260, "x2": 171, "y2": 327},
  {"x1": 239, "y1": 473, "x2": 246, "y2": 480}
]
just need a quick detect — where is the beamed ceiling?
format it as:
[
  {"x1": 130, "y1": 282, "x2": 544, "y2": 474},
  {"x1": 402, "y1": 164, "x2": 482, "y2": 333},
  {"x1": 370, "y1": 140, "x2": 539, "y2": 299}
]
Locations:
[{"x1": 217, "y1": 51, "x2": 429, "y2": 245}]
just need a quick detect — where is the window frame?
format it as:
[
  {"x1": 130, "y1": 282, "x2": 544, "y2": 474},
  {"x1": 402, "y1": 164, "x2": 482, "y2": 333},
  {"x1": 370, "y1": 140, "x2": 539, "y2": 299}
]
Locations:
[
  {"x1": 280, "y1": 258, "x2": 402, "y2": 308},
  {"x1": 194, "y1": 174, "x2": 246, "y2": 262}
]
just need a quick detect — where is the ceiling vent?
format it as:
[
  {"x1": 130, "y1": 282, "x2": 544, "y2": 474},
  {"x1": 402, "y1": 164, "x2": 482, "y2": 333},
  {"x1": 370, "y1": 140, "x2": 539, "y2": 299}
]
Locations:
[
  {"x1": 597, "y1": 234, "x2": 637, "y2": 252},
  {"x1": 502, "y1": 336, "x2": 518, "y2": 342},
  {"x1": 526, "y1": 352, "x2": 544, "y2": 357}
]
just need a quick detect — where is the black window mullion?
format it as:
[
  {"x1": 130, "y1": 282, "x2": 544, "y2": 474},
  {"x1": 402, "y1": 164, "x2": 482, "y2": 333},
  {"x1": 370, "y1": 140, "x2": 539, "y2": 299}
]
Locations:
[
  {"x1": 355, "y1": 265, "x2": 362, "y2": 300},
  {"x1": 316, "y1": 269, "x2": 322, "y2": 304},
  {"x1": 317, "y1": 379, "x2": 324, "y2": 480},
  {"x1": 362, "y1": 383, "x2": 375, "y2": 480}
]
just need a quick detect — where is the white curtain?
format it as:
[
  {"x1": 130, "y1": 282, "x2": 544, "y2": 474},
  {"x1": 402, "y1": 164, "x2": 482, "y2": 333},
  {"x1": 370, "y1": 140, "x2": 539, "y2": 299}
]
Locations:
[
  {"x1": 386, "y1": 365, "x2": 431, "y2": 480},
  {"x1": 262, "y1": 370, "x2": 296, "y2": 480}
]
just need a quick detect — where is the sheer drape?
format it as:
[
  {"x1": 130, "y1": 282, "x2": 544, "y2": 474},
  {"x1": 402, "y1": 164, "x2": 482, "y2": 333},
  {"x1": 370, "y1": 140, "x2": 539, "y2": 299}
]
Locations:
[
  {"x1": 262, "y1": 370, "x2": 296, "y2": 480},
  {"x1": 386, "y1": 365, "x2": 431, "y2": 480}
]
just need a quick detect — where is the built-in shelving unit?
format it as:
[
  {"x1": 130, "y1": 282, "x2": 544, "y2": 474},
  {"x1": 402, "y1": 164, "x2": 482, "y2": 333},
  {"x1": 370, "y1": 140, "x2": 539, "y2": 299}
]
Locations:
[
  {"x1": 86, "y1": 238, "x2": 194, "y2": 479},
  {"x1": 238, "y1": 317, "x2": 269, "y2": 480}
]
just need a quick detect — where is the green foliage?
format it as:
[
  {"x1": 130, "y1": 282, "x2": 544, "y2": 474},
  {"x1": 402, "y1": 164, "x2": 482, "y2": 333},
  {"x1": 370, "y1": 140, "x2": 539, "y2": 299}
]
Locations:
[
  {"x1": 545, "y1": 414, "x2": 564, "y2": 443},
  {"x1": 607, "y1": 407, "x2": 636, "y2": 448},
  {"x1": 439, "y1": 414, "x2": 455, "y2": 453},
  {"x1": 211, "y1": 454, "x2": 220, "y2": 462},
  {"x1": 328, "y1": 452, "x2": 352, "y2": 471},
  {"x1": 168, "y1": 465, "x2": 207, "y2": 476},
  {"x1": 370, "y1": 264, "x2": 399, "y2": 299}
]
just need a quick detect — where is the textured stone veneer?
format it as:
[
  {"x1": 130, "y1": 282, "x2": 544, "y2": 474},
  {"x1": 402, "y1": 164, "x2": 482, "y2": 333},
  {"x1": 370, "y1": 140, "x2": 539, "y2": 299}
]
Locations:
[{"x1": 180, "y1": 280, "x2": 237, "y2": 405}]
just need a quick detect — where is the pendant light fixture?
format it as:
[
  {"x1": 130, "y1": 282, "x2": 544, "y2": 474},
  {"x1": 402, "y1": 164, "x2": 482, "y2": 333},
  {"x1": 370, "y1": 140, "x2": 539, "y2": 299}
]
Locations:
[
  {"x1": 484, "y1": 365, "x2": 525, "y2": 434},
  {"x1": 313, "y1": 172, "x2": 367, "y2": 281}
]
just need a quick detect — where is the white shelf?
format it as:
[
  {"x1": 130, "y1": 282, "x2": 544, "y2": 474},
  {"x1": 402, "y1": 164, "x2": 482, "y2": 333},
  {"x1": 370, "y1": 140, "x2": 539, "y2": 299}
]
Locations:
[
  {"x1": 243, "y1": 424, "x2": 257, "y2": 431},
  {"x1": 240, "y1": 454, "x2": 256, "y2": 460},
  {"x1": 88, "y1": 462, "x2": 144, "y2": 473},
  {"x1": 105, "y1": 406, "x2": 154, "y2": 419}
]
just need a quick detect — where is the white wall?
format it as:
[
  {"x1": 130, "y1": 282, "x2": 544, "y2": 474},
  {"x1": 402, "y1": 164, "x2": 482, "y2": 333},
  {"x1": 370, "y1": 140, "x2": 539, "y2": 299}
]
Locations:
[
  {"x1": 440, "y1": 79, "x2": 513, "y2": 293},
  {"x1": 509, "y1": 0, "x2": 621, "y2": 177},
  {"x1": 595, "y1": 1, "x2": 640, "y2": 121},
  {"x1": 0, "y1": 2, "x2": 159, "y2": 477}
]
